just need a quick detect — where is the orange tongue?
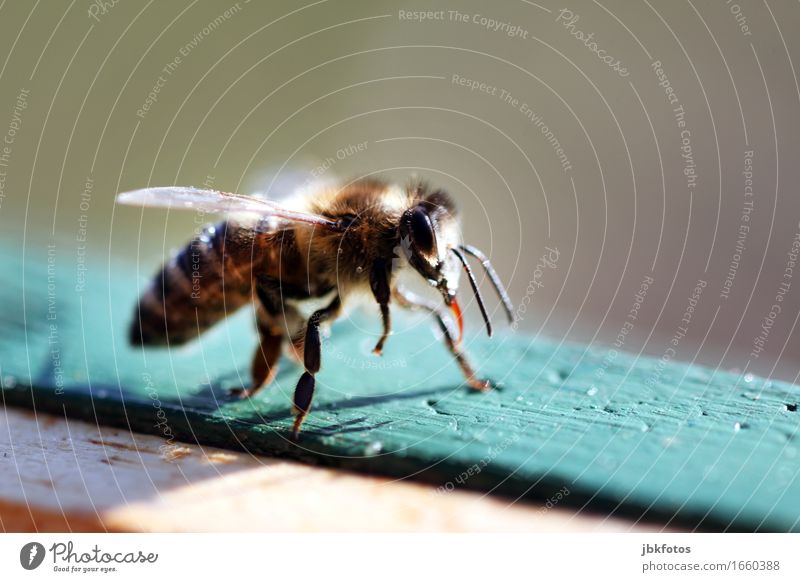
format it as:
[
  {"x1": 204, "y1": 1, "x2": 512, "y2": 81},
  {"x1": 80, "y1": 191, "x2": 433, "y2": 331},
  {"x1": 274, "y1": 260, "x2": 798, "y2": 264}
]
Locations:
[{"x1": 450, "y1": 298, "x2": 464, "y2": 346}]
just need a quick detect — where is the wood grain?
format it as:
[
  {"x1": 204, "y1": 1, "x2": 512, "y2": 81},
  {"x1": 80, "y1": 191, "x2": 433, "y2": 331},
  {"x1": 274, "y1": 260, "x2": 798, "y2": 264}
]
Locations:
[{"x1": 0, "y1": 408, "x2": 640, "y2": 532}]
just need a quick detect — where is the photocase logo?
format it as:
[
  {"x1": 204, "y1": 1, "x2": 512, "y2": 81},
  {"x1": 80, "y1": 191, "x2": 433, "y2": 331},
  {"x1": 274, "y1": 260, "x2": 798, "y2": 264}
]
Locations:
[{"x1": 19, "y1": 542, "x2": 46, "y2": 570}]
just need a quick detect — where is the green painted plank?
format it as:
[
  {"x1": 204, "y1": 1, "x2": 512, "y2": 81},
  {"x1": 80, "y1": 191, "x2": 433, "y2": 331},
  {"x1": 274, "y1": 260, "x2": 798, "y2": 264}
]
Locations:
[{"x1": 2, "y1": 244, "x2": 800, "y2": 531}]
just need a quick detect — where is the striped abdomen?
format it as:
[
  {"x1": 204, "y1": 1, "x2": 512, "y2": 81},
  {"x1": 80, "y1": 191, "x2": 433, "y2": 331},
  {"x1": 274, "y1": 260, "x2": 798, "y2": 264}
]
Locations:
[{"x1": 131, "y1": 220, "x2": 265, "y2": 346}]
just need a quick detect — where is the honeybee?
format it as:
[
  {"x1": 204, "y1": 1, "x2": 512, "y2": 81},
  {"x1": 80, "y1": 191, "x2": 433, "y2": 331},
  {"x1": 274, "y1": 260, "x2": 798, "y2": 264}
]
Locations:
[{"x1": 118, "y1": 178, "x2": 513, "y2": 438}]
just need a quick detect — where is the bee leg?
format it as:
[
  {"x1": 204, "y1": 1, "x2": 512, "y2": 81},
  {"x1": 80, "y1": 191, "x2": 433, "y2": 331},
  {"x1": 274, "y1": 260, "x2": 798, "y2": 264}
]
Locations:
[
  {"x1": 369, "y1": 257, "x2": 392, "y2": 355},
  {"x1": 291, "y1": 295, "x2": 342, "y2": 439},
  {"x1": 254, "y1": 276, "x2": 306, "y2": 364},
  {"x1": 278, "y1": 306, "x2": 306, "y2": 365},
  {"x1": 393, "y1": 288, "x2": 492, "y2": 391},
  {"x1": 244, "y1": 326, "x2": 283, "y2": 398},
  {"x1": 231, "y1": 307, "x2": 283, "y2": 399}
]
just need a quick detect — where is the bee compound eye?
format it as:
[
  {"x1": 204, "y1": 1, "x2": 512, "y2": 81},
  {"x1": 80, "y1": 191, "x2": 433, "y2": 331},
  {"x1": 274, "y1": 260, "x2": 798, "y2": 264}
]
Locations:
[{"x1": 409, "y1": 206, "x2": 435, "y2": 255}]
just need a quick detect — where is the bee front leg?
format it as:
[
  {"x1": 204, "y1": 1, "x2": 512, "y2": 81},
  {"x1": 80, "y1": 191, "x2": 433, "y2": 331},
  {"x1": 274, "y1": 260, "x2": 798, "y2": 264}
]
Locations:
[
  {"x1": 292, "y1": 295, "x2": 342, "y2": 439},
  {"x1": 369, "y1": 257, "x2": 392, "y2": 355},
  {"x1": 393, "y1": 288, "x2": 492, "y2": 391}
]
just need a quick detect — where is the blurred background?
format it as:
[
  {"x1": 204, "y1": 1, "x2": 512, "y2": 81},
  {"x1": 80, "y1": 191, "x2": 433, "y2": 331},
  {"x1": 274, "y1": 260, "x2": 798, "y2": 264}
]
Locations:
[{"x1": 1, "y1": 0, "x2": 799, "y2": 382}]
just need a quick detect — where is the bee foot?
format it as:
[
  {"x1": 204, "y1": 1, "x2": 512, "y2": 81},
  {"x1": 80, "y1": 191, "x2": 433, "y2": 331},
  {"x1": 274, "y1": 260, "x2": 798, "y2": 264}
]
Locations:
[
  {"x1": 228, "y1": 386, "x2": 252, "y2": 399},
  {"x1": 467, "y1": 378, "x2": 493, "y2": 391},
  {"x1": 290, "y1": 410, "x2": 306, "y2": 441}
]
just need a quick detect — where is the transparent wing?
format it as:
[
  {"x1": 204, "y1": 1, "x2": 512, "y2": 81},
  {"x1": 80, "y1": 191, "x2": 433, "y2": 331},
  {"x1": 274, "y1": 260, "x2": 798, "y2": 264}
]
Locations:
[{"x1": 116, "y1": 186, "x2": 339, "y2": 229}]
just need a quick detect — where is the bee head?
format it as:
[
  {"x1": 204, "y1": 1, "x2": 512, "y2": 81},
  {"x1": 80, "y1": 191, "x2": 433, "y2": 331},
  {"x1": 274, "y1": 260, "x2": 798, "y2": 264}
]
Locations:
[
  {"x1": 398, "y1": 185, "x2": 514, "y2": 339},
  {"x1": 399, "y1": 192, "x2": 462, "y2": 306}
]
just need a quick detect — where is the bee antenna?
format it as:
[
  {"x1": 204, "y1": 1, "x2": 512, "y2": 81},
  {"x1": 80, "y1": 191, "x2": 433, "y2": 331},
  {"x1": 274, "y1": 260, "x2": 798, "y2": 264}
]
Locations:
[
  {"x1": 451, "y1": 247, "x2": 492, "y2": 337},
  {"x1": 459, "y1": 244, "x2": 514, "y2": 324}
]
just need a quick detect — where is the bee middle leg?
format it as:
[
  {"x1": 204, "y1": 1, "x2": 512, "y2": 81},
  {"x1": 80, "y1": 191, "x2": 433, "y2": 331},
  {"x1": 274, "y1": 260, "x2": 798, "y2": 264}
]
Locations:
[
  {"x1": 393, "y1": 288, "x2": 491, "y2": 391},
  {"x1": 291, "y1": 295, "x2": 342, "y2": 438}
]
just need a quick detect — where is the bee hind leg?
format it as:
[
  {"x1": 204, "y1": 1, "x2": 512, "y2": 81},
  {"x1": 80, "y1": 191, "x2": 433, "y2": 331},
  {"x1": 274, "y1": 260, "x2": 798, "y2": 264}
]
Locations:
[
  {"x1": 393, "y1": 288, "x2": 492, "y2": 391},
  {"x1": 230, "y1": 305, "x2": 285, "y2": 399},
  {"x1": 291, "y1": 295, "x2": 342, "y2": 439},
  {"x1": 245, "y1": 331, "x2": 283, "y2": 398}
]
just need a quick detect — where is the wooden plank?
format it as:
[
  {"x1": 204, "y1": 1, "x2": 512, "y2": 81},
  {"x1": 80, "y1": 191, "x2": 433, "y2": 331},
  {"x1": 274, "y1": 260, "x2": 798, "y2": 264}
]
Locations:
[
  {"x1": 2, "y1": 247, "x2": 800, "y2": 531},
  {"x1": 0, "y1": 408, "x2": 641, "y2": 532}
]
